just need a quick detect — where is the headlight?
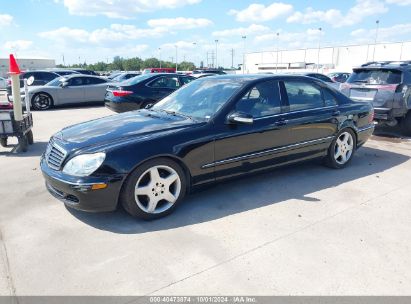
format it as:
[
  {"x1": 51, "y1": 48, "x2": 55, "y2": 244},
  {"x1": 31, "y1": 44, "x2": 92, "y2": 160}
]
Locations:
[{"x1": 62, "y1": 153, "x2": 105, "y2": 177}]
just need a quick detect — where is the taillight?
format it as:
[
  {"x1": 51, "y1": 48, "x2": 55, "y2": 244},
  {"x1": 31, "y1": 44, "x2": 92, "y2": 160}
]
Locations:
[
  {"x1": 369, "y1": 109, "x2": 374, "y2": 123},
  {"x1": 395, "y1": 84, "x2": 408, "y2": 94},
  {"x1": 112, "y1": 90, "x2": 133, "y2": 97},
  {"x1": 377, "y1": 84, "x2": 397, "y2": 91}
]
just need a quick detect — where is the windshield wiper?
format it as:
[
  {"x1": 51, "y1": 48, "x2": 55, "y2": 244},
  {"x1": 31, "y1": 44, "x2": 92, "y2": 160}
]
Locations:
[{"x1": 157, "y1": 109, "x2": 195, "y2": 120}]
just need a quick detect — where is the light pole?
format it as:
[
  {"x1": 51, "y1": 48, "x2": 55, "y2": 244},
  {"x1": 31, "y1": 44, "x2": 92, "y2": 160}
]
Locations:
[
  {"x1": 276, "y1": 32, "x2": 280, "y2": 73},
  {"x1": 372, "y1": 20, "x2": 380, "y2": 61},
  {"x1": 214, "y1": 40, "x2": 219, "y2": 69},
  {"x1": 158, "y1": 48, "x2": 162, "y2": 68},
  {"x1": 317, "y1": 27, "x2": 322, "y2": 72},
  {"x1": 192, "y1": 42, "x2": 197, "y2": 68},
  {"x1": 242, "y1": 35, "x2": 247, "y2": 74},
  {"x1": 175, "y1": 45, "x2": 178, "y2": 72}
]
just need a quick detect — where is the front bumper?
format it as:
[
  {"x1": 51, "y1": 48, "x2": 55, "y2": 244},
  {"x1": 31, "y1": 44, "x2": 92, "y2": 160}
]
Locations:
[{"x1": 41, "y1": 156, "x2": 125, "y2": 212}]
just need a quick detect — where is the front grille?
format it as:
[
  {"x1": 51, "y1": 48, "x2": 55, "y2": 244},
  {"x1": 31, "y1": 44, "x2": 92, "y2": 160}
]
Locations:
[{"x1": 45, "y1": 141, "x2": 67, "y2": 170}]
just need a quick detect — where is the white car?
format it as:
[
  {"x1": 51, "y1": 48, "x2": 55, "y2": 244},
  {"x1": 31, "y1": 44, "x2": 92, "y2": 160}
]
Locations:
[{"x1": 0, "y1": 77, "x2": 7, "y2": 90}]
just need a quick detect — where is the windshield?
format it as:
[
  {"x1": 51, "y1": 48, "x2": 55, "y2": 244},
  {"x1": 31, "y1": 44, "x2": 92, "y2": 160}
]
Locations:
[
  {"x1": 152, "y1": 78, "x2": 243, "y2": 121},
  {"x1": 348, "y1": 69, "x2": 402, "y2": 85},
  {"x1": 46, "y1": 76, "x2": 65, "y2": 86}
]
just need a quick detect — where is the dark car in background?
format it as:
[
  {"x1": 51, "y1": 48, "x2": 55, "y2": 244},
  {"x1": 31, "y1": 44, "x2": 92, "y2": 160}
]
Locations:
[
  {"x1": 105, "y1": 73, "x2": 195, "y2": 113},
  {"x1": 192, "y1": 69, "x2": 226, "y2": 76},
  {"x1": 6, "y1": 70, "x2": 78, "y2": 98},
  {"x1": 340, "y1": 61, "x2": 411, "y2": 134},
  {"x1": 42, "y1": 75, "x2": 374, "y2": 220},
  {"x1": 111, "y1": 72, "x2": 141, "y2": 82},
  {"x1": 328, "y1": 72, "x2": 350, "y2": 83}
]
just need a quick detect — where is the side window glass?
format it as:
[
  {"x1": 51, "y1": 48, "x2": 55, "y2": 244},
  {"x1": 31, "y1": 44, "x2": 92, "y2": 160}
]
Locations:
[
  {"x1": 284, "y1": 81, "x2": 324, "y2": 111},
  {"x1": 149, "y1": 77, "x2": 167, "y2": 88},
  {"x1": 323, "y1": 89, "x2": 338, "y2": 106},
  {"x1": 180, "y1": 76, "x2": 194, "y2": 85},
  {"x1": 149, "y1": 77, "x2": 180, "y2": 89},
  {"x1": 235, "y1": 80, "x2": 281, "y2": 118},
  {"x1": 69, "y1": 77, "x2": 84, "y2": 86}
]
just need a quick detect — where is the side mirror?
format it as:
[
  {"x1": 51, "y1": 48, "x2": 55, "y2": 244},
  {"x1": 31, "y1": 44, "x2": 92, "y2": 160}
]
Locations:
[
  {"x1": 145, "y1": 103, "x2": 154, "y2": 109},
  {"x1": 227, "y1": 112, "x2": 254, "y2": 125},
  {"x1": 60, "y1": 82, "x2": 69, "y2": 88}
]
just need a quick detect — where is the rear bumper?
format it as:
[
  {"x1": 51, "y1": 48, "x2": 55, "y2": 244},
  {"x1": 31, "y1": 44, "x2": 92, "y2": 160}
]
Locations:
[
  {"x1": 105, "y1": 100, "x2": 140, "y2": 113},
  {"x1": 357, "y1": 124, "x2": 375, "y2": 147},
  {"x1": 41, "y1": 156, "x2": 125, "y2": 212}
]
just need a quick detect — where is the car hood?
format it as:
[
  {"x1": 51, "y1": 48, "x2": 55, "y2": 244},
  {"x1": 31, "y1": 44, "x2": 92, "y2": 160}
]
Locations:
[{"x1": 55, "y1": 110, "x2": 198, "y2": 150}]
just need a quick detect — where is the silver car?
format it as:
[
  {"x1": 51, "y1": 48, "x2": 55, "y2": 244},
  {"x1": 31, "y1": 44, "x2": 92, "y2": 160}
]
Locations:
[
  {"x1": 11, "y1": 75, "x2": 111, "y2": 110},
  {"x1": 0, "y1": 77, "x2": 6, "y2": 90}
]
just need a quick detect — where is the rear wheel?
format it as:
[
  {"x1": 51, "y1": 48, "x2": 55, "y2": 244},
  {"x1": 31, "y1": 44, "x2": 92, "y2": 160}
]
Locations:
[
  {"x1": 26, "y1": 130, "x2": 34, "y2": 145},
  {"x1": 121, "y1": 158, "x2": 187, "y2": 220},
  {"x1": 324, "y1": 129, "x2": 356, "y2": 169},
  {"x1": 400, "y1": 111, "x2": 411, "y2": 136},
  {"x1": 32, "y1": 93, "x2": 53, "y2": 110},
  {"x1": 0, "y1": 137, "x2": 7, "y2": 147}
]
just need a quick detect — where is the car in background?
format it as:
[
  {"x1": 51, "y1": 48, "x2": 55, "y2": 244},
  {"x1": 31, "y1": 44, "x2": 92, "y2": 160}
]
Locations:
[
  {"x1": 41, "y1": 75, "x2": 374, "y2": 219},
  {"x1": 328, "y1": 72, "x2": 350, "y2": 83},
  {"x1": 111, "y1": 72, "x2": 141, "y2": 82},
  {"x1": 106, "y1": 72, "x2": 122, "y2": 80},
  {"x1": 6, "y1": 70, "x2": 79, "y2": 99},
  {"x1": 192, "y1": 73, "x2": 218, "y2": 79},
  {"x1": 296, "y1": 72, "x2": 340, "y2": 90},
  {"x1": 10, "y1": 74, "x2": 110, "y2": 110},
  {"x1": 143, "y1": 68, "x2": 176, "y2": 74},
  {"x1": 0, "y1": 77, "x2": 6, "y2": 90},
  {"x1": 191, "y1": 69, "x2": 226, "y2": 76},
  {"x1": 340, "y1": 61, "x2": 411, "y2": 134},
  {"x1": 71, "y1": 69, "x2": 99, "y2": 76},
  {"x1": 105, "y1": 73, "x2": 195, "y2": 113}
]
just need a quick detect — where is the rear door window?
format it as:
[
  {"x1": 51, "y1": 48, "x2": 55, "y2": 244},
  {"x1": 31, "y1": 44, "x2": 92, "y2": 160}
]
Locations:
[
  {"x1": 347, "y1": 69, "x2": 402, "y2": 85},
  {"x1": 283, "y1": 81, "x2": 324, "y2": 111},
  {"x1": 322, "y1": 88, "x2": 338, "y2": 106},
  {"x1": 148, "y1": 76, "x2": 180, "y2": 89},
  {"x1": 69, "y1": 77, "x2": 85, "y2": 86}
]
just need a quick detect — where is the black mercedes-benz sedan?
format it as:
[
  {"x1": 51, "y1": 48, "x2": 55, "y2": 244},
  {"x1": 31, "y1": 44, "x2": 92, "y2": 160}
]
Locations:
[
  {"x1": 104, "y1": 73, "x2": 195, "y2": 113},
  {"x1": 41, "y1": 75, "x2": 374, "y2": 220}
]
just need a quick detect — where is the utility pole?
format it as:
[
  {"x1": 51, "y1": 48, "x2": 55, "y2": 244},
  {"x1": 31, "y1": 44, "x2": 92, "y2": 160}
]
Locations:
[
  {"x1": 230, "y1": 48, "x2": 235, "y2": 69},
  {"x1": 158, "y1": 47, "x2": 162, "y2": 68},
  {"x1": 215, "y1": 40, "x2": 219, "y2": 69},
  {"x1": 373, "y1": 20, "x2": 380, "y2": 61},
  {"x1": 242, "y1": 36, "x2": 247, "y2": 74},
  {"x1": 175, "y1": 45, "x2": 178, "y2": 72},
  {"x1": 317, "y1": 27, "x2": 322, "y2": 72},
  {"x1": 276, "y1": 32, "x2": 279, "y2": 73},
  {"x1": 206, "y1": 51, "x2": 209, "y2": 68}
]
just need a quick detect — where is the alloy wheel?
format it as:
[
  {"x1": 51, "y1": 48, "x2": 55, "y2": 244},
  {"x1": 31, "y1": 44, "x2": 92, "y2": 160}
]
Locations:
[
  {"x1": 134, "y1": 165, "x2": 182, "y2": 214},
  {"x1": 33, "y1": 94, "x2": 51, "y2": 110},
  {"x1": 334, "y1": 132, "x2": 354, "y2": 165}
]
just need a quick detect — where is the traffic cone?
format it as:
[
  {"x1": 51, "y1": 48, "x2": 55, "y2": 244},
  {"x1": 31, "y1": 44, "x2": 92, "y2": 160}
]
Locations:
[{"x1": 9, "y1": 54, "x2": 21, "y2": 75}]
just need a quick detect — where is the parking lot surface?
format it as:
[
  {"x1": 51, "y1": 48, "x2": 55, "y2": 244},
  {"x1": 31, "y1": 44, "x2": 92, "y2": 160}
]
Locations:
[{"x1": 0, "y1": 103, "x2": 411, "y2": 295}]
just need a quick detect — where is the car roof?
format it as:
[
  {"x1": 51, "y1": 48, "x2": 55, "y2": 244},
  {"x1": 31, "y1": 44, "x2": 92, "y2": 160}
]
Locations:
[
  {"x1": 60, "y1": 74, "x2": 106, "y2": 80},
  {"x1": 196, "y1": 74, "x2": 323, "y2": 84}
]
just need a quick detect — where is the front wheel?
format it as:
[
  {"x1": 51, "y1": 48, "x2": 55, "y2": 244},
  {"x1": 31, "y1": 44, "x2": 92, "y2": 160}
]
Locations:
[
  {"x1": 324, "y1": 129, "x2": 356, "y2": 169},
  {"x1": 32, "y1": 93, "x2": 53, "y2": 110},
  {"x1": 0, "y1": 137, "x2": 7, "y2": 147},
  {"x1": 121, "y1": 158, "x2": 187, "y2": 220}
]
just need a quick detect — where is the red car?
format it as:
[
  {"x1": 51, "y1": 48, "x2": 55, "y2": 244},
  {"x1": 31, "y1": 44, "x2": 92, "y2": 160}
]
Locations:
[{"x1": 143, "y1": 68, "x2": 176, "y2": 74}]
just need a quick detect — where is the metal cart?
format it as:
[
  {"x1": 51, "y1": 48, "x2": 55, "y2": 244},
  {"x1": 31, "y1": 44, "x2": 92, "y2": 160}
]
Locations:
[{"x1": 0, "y1": 110, "x2": 33, "y2": 152}]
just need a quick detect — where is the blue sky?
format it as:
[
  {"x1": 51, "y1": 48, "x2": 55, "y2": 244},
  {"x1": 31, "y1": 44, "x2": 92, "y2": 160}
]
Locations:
[{"x1": 1, "y1": 0, "x2": 411, "y2": 67}]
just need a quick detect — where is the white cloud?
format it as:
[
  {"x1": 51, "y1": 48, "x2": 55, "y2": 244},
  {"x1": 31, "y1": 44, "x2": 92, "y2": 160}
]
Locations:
[
  {"x1": 147, "y1": 17, "x2": 212, "y2": 30},
  {"x1": 287, "y1": 0, "x2": 387, "y2": 27},
  {"x1": 0, "y1": 14, "x2": 13, "y2": 27},
  {"x1": 228, "y1": 2, "x2": 293, "y2": 22},
  {"x1": 351, "y1": 23, "x2": 411, "y2": 42},
  {"x1": 213, "y1": 24, "x2": 270, "y2": 37},
  {"x1": 38, "y1": 24, "x2": 169, "y2": 45},
  {"x1": 4, "y1": 40, "x2": 33, "y2": 51},
  {"x1": 59, "y1": 0, "x2": 202, "y2": 19},
  {"x1": 386, "y1": 0, "x2": 411, "y2": 5}
]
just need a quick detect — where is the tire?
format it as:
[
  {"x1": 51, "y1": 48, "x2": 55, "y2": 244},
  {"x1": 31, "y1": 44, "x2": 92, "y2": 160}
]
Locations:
[
  {"x1": 15, "y1": 136, "x2": 28, "y2": 153},
  {"x1": 0, "y1": 138, "x2": 7, "y2": 147},
  {"x1": 27, "y1": 130, "x2": 34, "y2": 145},
  {"x1": 324, "y1": 129, "x2": 357, "y2": 169},
  {"x1": 31, "y1": 93, "x2": 53, "y2": 110},
  {"x1": 120, "y1": 158, "x2": 187, "y2": 220},
  {"x1": 400, "y1": 111, "x2": 411, "y2": 136}
]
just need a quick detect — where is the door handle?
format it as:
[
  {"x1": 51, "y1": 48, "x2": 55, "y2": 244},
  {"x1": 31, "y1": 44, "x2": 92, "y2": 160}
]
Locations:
[
  {"x1": 274, "y1": 118, "x2": 288, "y2": 126},
  {"x1": 332, "y1": 110, "x2": 341, "y2": 116}
]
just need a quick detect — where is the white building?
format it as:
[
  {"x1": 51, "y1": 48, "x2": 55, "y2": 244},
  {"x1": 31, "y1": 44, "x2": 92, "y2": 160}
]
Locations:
[
  {"x1": 243, "y1": 41, "x2": 411, "y2": 74},
  {"x1": 0, "y1": 58, "x2": 55, "y2": 77}
]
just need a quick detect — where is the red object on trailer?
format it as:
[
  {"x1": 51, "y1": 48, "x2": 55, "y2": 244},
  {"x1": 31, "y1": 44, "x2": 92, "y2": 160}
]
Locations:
[{"x1": 8, "y1": 54, "x2": 21, "y2": 75}]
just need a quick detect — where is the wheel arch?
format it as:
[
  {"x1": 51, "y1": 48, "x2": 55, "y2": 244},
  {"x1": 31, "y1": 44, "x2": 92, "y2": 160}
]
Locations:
[
  {"x1": 31, "y1": 91, "x2": 54, "y2": 108},
  {"x1": 116, "y1": 154, "x2": 192, "y2": 208}
]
